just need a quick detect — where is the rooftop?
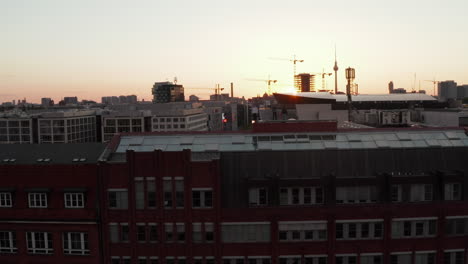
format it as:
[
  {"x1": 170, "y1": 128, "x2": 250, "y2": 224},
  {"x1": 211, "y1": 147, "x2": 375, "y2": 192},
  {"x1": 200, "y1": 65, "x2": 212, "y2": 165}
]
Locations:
[{"x1": 0, "y1": 143, "x2": 107, "y2": 165}]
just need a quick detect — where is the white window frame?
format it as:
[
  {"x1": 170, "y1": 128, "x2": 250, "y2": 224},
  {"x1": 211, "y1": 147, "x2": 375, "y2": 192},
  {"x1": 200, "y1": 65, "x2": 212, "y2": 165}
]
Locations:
[
  {"x1": 391, "y1": 185, "x2": 402, "y2": 203},
  {"x1": 445, "y1": 183, "x2": 461, "y2": 201},
  {"x1": 64, "y1": 192, "x2": 85, "y2": 208},
  {"x1": 249, "y1": 188, "x2": 268, "y2": 206},
  {"x1": 192, "y1": 188, "x2": 213, "y2": 208},
  {"x1": 391, "y1": 217, "x2": 438, "y2": 238},
  {"x1": 278, "y1": 221, "x2": 327, "y2": 241},
  {"x1": 335, "y1": 220, "x2": 384, "y2": 240},
  {"x1": 280, "y1": 186, "x2": 323, "y2": 206},
  {"x1": 108, "y1": 189, "x2": 128, "y2": 209},
  {"x1": 0, "y1": 192, "x2": 12, "y2": 207},
  {"x1": 28, "y1": 193, "x2": 47, "y2": 208},
  {"x1": 410, "y1": 184, "x2": 433, "y2": 202},
  {"x1": 444, "y1": 249, "x2": 465, "y2": 264},
  {"x1": 336, "y1": 186, "x2": 376, "y2": 204},
  {"x1": 26, "y1": 231, "x2": 53, "y2": 254},
  {"x1": 0, "y1": 231, "x2": 17, "y2": 253},
  {"x1": 62, "y1": 232, "x2": 89, "y2": 255}
]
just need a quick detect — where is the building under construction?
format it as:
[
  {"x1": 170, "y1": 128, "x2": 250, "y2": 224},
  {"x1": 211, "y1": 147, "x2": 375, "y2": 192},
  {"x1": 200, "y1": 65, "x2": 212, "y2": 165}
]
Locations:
[{"x1": 295, "y1": 73, "x2": 316, "y2": 92}]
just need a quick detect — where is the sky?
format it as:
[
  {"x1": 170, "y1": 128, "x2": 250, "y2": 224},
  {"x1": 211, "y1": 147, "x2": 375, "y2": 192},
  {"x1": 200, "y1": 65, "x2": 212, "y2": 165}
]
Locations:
[{"x1": 1, "y1": 0, "x2": 468, "y2": 103}]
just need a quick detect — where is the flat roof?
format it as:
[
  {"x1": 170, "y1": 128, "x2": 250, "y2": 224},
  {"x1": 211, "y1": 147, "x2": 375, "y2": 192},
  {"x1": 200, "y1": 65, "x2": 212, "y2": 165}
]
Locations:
[
  {"x1": 0, "y1": 143, "x2": 107, "y2": 165},
  {"x1": 112, "y1": 128, "x2": 468, "y2": 154}
]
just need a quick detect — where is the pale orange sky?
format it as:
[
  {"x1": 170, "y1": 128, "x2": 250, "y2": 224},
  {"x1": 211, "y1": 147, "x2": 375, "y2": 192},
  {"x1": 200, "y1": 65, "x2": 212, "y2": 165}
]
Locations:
[{"x1": 2, "y1": 0, "x2": 468, "y2": 103}]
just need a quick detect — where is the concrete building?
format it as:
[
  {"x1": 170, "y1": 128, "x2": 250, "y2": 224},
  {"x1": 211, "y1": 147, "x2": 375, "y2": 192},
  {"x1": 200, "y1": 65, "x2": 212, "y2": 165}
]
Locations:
[
  {"x1": 41, "y1": 98, "x2": 53, "y2": 107},
  {"x1": 101, "y1": 110, "x2": 152, "y2": 142},
  {"x1": 0, "y1": 111, "x2": 33, "y2": 144},
  {"x1": 457, "y1": 85, "x2": 468, "y2": 99},
  {"x1": 438, "y1": 81, "x2": 458, "y2": 101},
  {"x1": 388, "y1": 81, "x2": 394, "y2": 94},
  {"x1": 152, "y1": 82, "x2": 185, "y2": 103},
  {"x1": 37, "y1": 110, "x2": 97, "y2": 143},
  {"x1": 63, "y1": 97, "x2": 79, "y2": 105}
]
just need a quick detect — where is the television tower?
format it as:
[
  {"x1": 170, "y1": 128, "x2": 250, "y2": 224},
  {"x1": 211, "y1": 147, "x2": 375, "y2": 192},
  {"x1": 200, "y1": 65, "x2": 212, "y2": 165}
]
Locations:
[{"x1": 333, "y1": 46, "x2": 339, "y2": 94}]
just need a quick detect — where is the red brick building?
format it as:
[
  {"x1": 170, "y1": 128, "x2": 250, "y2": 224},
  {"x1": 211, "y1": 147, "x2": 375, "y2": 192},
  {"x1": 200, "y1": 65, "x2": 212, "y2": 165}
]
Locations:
[{"x1": 1, "y1": 124, "x2": 468, "y2": 264}]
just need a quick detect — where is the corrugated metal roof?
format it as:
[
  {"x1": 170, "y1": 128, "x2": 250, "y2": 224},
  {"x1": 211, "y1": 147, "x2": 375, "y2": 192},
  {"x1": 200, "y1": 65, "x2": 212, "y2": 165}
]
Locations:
[{"x1": 114, "y1": 129, "x2": 468, "y2": 154}]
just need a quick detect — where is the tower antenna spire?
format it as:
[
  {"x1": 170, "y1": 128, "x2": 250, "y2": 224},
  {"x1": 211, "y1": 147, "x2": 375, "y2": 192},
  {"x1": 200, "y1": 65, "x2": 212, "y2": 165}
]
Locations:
[{"x1": 333, "y1": 45, "x2": 339, "y2": 94}]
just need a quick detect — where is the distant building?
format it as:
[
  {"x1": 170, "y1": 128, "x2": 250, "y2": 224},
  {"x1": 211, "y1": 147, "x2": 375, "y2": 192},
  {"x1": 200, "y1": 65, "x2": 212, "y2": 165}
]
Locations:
[
  {"x1": 101, "y1": 96, "x2": 120, "y2": 105},
  {"x1": 438, "y1": 81, "x2": 458, "y2": 100},
  {"x1": 0, "y1": 110, "x2": 97, "y2": 144},
  {"x1": 388, "y1": 81, "x2": 394, "y2": 93},
  {"x1": 457, "y1": 85, "x2": 468, "y2": 99},
  {"x1": 63, "y1": 96, "x2": 78, "y2": 105},
  {"x1": 391, "y1": 88, "x2": 406, "y2": 94},
  {"x1": 101, "y1": 110, "x2": 152, "y2": 142},
  {"x1": 152, "y1": 82, "x2": 185, "y2": 103},
  {"x1": 189, "y1": 95, "x2": 200, "y2": 102},
  {"x1": 295, "y1": 73, "x2": 316, "y2": 92},
  {"x1": 41, "y1": 98, "x2": 53, "y2": 107},
  {"x1": 210, "y1": 93, "x2": 230, "y2": 101}
]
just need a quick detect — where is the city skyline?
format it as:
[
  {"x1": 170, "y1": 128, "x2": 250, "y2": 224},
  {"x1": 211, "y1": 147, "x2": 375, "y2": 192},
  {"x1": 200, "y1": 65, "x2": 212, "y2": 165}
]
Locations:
[{"x1": 2, "y1": 0, "x2": 468, "y2": 103}]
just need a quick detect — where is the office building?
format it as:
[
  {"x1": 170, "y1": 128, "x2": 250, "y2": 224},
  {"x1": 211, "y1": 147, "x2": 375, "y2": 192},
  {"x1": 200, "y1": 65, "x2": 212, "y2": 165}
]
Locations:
[
  {"x1": 438, "y1": 81, "x2": 458, "y2": 101},
  {"x1": 152, "y1": 82, "x2": 185, "y2": 103},
  {"x1": 101, "y1": 110, "x2": 152, "y2": 142}
]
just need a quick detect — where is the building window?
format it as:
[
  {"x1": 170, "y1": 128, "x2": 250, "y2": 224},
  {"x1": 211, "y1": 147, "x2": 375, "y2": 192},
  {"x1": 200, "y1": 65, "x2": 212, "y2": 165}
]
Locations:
[
  {"x1": 390, "y1": 253, "x2": 411, "y2": 264},
  {"x1": 147, "y1": 179, "x2": 157, "y2": 208},
  {"x1": 28, "y1": 193, "x2": 47, "y2": 208},
  {"x1": 0, "y1": 231, "x2": 17, "y2": 253},
  {"x1": 445, "y1": 183, "x2": 461, "y2": 201},
  {"x1": 336, "y1": 255, "x2": 357, "y2": 264},
  {"x1": 444, "y1": 250, "x2": 465, "y2": 264},
  {"x1": 62, "y1": 232, "x2": 89, "y2": 255},
  {"x1": 304, "y1": 256, "x2": 327, "y2": 264},
  {"x1": 415, "y1": 252, "x2": 435, "y2": 264},
  {"x1": 121, "y1": 224, "x2": 129, "y2": 242},
  {"x1": 336, "y1": 186, "x2": 377, "y2": 204},
  {"x1": 64, "y1": 193, "x2": 84, "y2": 208},
  {"x1": 248, "y1": 257, "x2": 271, "y2": 264},
  {"x1": 335, "y1": 221, "x2": 383, "y2": 240},
  {"x1": 163, "y1": 179, "x2": 172, "y2": 208},
  {"x1": 165, "y1": 223, "x2": 174, "y2": 242},
  {"x1": 150, "y1": 257, "x2": 159, "y2": 264},
  {"x1": 279, "y1": 221, "x2": 327, "y2": 241},
  {"x1": 280, "y1": 187, "x2": 324, "y2": 205},
  {"x1": 135, "y1": 180, "x2": 145, "y2": 209},
  {"x1": 175, "y1": 179, "x2": 184, "y2": 208},
  {"x1": 192, "y1": 189, "x2": 213, "y2": 208},
  {"x1": 249, "y1": 188, "x2": 268, "y2": 206},
  {"x1": 391, "y1": 185, "x2": 402, "y2": 202},
  {"x1": 392, "y1": 218, "x2": 437, "y2": 238},
  {"x1": 26, "y1": 232, "x2": 53, "y2": 254},
  {"x1": 176, "y1": 223, "x2": 185, "y2": 242},
  {"x1": 445, "y1": 217, "x2": 468, "y2": 236},
  {"x1": 360, "y1": 254, "x2": 382, "y2": 264},
  {"x1": 138, "y1": 257, "x2": 148, "y2": 264},
  {"x1": 193, "y1": 222, "x2": 214, "y2": 243},
  {"x1": 108, "y1": 189, "x2": 128, "y2": 209},
  {"x1": 410, "y1": 184, "x2": 433, "y2": 202},
  {"x1": 221, "y1": 222, "x2": 270, "y2": 243},
  {"x1": 149, "y1": 223, "x2": 158, "y2": 242},
  {"x1": 223, "y1": 257, "x2": 245, "y2": 264},
  {"x1": 137, "y1": 224, "x2": 146, "y2": 242},
  {"x1": 279, "y1": 256, "x2": 301, "y2": 264},
  {"x1": 0, "y1": 192, "x2": 12, "y2": 207}
]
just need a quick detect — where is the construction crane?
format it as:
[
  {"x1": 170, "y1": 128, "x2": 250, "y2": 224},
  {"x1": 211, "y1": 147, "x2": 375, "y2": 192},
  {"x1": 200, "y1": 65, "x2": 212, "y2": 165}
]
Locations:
[
  {"x1": 184, "y1": 84, "x2": 224, "y2": 98},
  {"x1": 310, "y1": 70, "x2": 333, "y2": 92},
  {"x1": 269, "y1": 55, "x2": 304, "y2": 86},
  {"x1": 424, "y1": 79, "x2": 440, "y2": 96},
  {"x1": 246, "y1": 76, "x2": 278, "y2": 95}
]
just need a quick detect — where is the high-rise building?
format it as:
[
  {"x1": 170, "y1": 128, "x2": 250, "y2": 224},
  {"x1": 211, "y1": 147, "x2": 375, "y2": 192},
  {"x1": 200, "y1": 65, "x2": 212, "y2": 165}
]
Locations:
[
  {"x1": 41, "y1": 98, "x2": 53, "y2": 107},
  {"x1": 438, "y1": 81, "x2": 458, "y2": 100},
  {"x1": 63, "y1": 97, "x2": 78, "y2": 105},
  {"x1": 294, "y1": 73, "x2": 316, "y2": 92},
  {"x1": 152, "y1": 82, "x2": 185, "y2": 103}
]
